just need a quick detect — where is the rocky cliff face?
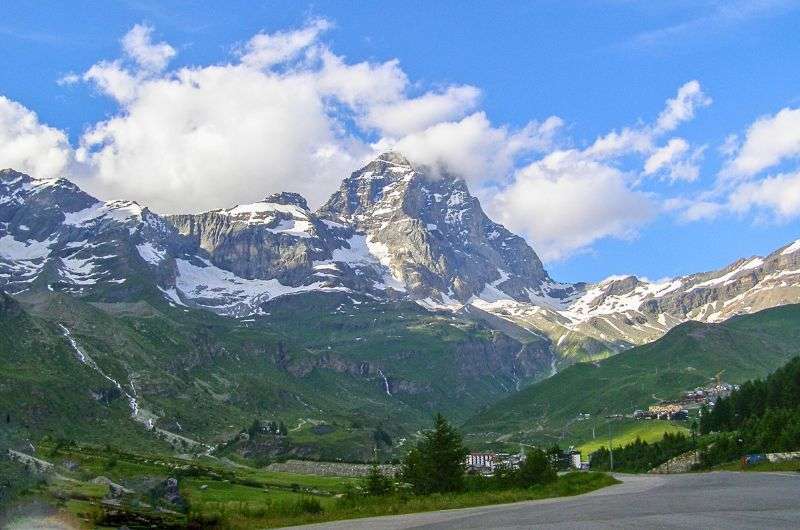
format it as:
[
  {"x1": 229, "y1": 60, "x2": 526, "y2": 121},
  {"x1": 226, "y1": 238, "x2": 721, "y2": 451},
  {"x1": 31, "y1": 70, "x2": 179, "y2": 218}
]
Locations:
[
  {"x1": 318, "y1": 152, "x2": 550, "y2": 305},
  {"x1": 166, "y1": 192, "x2": 334, "y2": 285}
]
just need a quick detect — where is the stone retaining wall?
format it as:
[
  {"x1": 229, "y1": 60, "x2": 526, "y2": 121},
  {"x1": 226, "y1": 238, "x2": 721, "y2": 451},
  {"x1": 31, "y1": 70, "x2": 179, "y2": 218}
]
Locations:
[
  {"x1": 649, "y1": 450, "x2": 700, "y2": 474},
  {"x1": 265, "y1": 459, "x2": 398, "y2": 478}
]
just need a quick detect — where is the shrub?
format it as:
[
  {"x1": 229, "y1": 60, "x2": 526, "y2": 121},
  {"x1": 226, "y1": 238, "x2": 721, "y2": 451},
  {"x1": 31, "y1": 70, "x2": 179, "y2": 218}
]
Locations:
[
  {"x1": 294, "y1": 497, "x2": 323, "y2": 514},
  {"x1": 515, "y1": 449, "x2": 557, "y2": 487},
  {"x1": 363, "y1": 463, "x2": 393, "y2": 496}
]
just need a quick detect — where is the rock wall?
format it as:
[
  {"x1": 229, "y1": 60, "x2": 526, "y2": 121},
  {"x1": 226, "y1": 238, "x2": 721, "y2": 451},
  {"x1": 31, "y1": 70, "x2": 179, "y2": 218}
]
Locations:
[
  {"x1": 265, "y1": 459, "x2": 398, "y2": 478},
  {"x1": 649, "y1": 450, "x2": 700, "y2": 474}
]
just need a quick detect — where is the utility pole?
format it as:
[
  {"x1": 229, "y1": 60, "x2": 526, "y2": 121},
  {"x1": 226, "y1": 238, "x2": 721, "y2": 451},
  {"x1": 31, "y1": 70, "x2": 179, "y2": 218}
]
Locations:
[{"x1": 608, "y1": 418, "x2": 614, "y2": 472}]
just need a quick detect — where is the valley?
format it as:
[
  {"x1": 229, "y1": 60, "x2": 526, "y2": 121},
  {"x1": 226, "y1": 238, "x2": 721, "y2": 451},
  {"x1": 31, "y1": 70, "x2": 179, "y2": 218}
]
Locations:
[{"x1": 3, "y1": 153, "x2": 800, "y2": 460}]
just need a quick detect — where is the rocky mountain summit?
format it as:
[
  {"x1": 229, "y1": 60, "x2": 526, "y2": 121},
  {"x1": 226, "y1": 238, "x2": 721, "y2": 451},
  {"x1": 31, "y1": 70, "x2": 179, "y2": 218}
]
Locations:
[{"x1": 2, "y1": 154, "x2": 800, "y2": 364}]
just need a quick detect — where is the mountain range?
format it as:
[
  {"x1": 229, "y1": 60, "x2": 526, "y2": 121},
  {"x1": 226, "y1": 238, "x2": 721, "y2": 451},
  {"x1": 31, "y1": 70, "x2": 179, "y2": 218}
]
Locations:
[{"x1": 2, "y1": 151, "x2": 800, "y2": 457}]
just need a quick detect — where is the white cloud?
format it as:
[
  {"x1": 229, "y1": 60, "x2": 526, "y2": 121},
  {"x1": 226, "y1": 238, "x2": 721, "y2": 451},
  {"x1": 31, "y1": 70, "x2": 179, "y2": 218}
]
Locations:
[
  {"x1": 729, "y1": 170, "x2": 800, "y2": 219},
  {"x1": 644, "y1": 138, "x2": 689, "y2": 175},
  {"x1": 665, "y1": 197, "x2": 724, "y2": 222},
  {"x1": 654, "y1": 80, "x2": 711, "y2": 133},
  {"x1": 240, "y1": 18, "x2": 331, "y2": 69},
  {"x1": 363, "y1": 85, "x2": 480, "y2": 136},
  {"x1": 381, "y1": 113, "x2": 563, "y2": 185},
  {"x1": 482, "y1": 81, "x2": 710, "y2": 260},
  {"x1": 82, "y1": 61, "x2": 138, "y2": 103},
  {"x1": 490, "y1": 151, "x2": 653, "y2": 261},
  {"x1": 75, "y1": 65, "x2": 368, "y2": 212},
  {"x1": 0, "y1": 96, "x2": 71, "y2": 178},
  {"x1": 585, "y1": 80, "x2": 709, "y2": 162},
  {"x1": 121, "y1": 24, "x2": 176, "y2": 73},
  {"x1": 314, "y1": 48, "x2": 407, "y2": 107},
  {"x1": 725, "y1": 107, "x2": 800, "y2": 177}
]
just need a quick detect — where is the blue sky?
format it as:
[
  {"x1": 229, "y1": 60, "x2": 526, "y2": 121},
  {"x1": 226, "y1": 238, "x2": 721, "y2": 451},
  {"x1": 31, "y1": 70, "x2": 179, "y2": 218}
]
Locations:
[{"x1": 2, "y1": 1, "x2": 800, "y2": 282}]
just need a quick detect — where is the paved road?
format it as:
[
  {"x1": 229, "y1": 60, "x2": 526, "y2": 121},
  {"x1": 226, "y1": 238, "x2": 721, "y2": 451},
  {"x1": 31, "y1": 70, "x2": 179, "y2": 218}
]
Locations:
[{"x1": 283, "y1": 472, "x2": 800, "y2": 529}]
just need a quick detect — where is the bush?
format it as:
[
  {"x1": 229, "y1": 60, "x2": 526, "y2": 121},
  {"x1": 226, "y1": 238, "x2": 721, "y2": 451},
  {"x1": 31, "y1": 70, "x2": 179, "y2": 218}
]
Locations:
[
  {"x1": 515, "y1": 449, "x2": 557, "y2": 487},
  {"x1": 363, "y1": 463, "x2": 393, "y2": 496},
  {"x1": 294, "y1": 497, "x2": 323, "y2": 514}
]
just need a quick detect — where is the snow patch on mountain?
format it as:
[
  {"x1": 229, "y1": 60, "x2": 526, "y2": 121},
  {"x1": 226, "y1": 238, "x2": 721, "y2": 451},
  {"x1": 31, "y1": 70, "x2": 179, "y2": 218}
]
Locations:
[
  {"x1": 173, "y1": 257, "x2": 345, "y2": 315},
  {"x1": 63, "y1": 200, "x2": 144, "y2": 227},
  {"x1": 136, "y1": 242, "x2": 166, "y2": 265},
  {"x1": 0, "y1": 235, "x2": 54, "y2": 260},
  {"x1": 781, "y1": 240, "x2": 800, "y2": 255}
]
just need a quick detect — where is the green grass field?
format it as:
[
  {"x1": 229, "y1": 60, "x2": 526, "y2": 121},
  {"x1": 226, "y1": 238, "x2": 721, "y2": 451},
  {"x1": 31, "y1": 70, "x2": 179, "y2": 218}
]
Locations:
[
  {"x1": 3, "y1": 441, "x2": 618, "y2": 529},
  {"x1": 577, "y1": 421, "x2": 689, "y2": 457}
]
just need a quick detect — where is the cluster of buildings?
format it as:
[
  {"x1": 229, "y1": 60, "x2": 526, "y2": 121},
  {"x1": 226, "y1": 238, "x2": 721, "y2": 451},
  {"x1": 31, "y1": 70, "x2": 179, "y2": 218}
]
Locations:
[
  {"x1": 633, "y1": 381, "x2": 740, "y2": 421},
  {"x1": 465, "y1": 451, "x2": 524, "y2": 473},
  {"x1": 682, "y1": 382, "x2": 739, "y2": 406},
  {"x1": 634, "y1": 404, "x2": 689, "y2": 421},
  {"x1": 465, "y1": 448, "x2": 583, "y2": 474}
]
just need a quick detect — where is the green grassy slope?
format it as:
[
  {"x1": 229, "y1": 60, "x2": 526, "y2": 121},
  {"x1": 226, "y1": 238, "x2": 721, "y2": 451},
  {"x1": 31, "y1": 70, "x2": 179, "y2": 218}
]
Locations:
[
  {"x1": 462, "y1": 304, "x2": 800, "y2": 448},
  {"x1": 1, "y1": 289, "x2": 545, "y2": 461}
]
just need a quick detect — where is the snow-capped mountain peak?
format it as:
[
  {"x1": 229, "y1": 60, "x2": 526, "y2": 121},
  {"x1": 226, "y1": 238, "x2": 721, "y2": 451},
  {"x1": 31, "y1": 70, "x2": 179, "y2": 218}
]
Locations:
[{"x1": 3, "y1": 155, "x2": 800, "y2": 368}]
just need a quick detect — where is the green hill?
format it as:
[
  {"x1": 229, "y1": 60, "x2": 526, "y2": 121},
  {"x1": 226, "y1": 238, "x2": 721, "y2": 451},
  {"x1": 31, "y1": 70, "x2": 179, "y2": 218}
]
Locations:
[
  {"x1": 462, "y1": 304, "x2": 800, "y2": 449},
  {"x1": 0, "y1": 289, "x2": 550, "y2": 461}
]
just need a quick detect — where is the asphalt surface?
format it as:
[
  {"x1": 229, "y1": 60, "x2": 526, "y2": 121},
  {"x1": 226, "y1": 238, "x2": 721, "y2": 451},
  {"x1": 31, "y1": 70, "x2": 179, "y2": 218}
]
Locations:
[{"x1": 282, "y1": 471, "x2": 800, "y2": 529}]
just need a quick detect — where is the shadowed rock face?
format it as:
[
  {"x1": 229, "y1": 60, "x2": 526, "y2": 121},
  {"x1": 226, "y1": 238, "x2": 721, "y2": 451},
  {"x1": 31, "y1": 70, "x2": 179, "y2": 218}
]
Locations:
[
  {"x1": 161, "y1": 152, "x2": 551, "y2": 304},
  {"x1": 318, "y1": 152, "x2": 549, "y2": 302}
]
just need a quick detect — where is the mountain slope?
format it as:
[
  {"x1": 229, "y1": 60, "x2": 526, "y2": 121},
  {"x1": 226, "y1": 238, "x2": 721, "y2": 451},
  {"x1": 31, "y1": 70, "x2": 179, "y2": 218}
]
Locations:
[
  {"x1": 4, "y1": 153, "x2": 800, "y2": 461},
  {"x1": 4, "y1": 157, "x2": 800, "y2": 367},
  {"x1": 462, "y1": 304, "x2": 800, "y2": 447},
  {"x1": 1, "y1": 287, "x2": 555, "y2": 460}
]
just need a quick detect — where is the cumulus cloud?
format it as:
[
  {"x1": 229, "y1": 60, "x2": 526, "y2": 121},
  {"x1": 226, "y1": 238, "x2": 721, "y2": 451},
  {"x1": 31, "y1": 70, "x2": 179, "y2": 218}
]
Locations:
[
  {"x1": 121, "y1": 24, "x2": 176, "y2": 73},
  {"x1": 654, "y1": 80, "x2": 711, "y2": 133},
  {"x1": 491, "y1": 151, "x2": 653, "y2": 261},
  {"x1": 645, "y1": 138, "x2": 689, "y2": 175},
  {"x1": 363, "y1": 85, "x2": 481, "y2": 136},
  {"x1": 669, "y1": 105, "x2": 800, "y2": 225},
  {"x1": 0, "y1": 96, "x2": 71, "y2": 178},
  {"x1": 240, "y1": 18, "x2": 331, "y2": 69},
  {"x1": 729, "y1": 170, "x2": 800, "y2": 219},
  {"x1": 0, "y1": 22, "x2": 715, "y2": 263},
  {"x1": 379, "y1": 113, "x2": 563, "y2": 185},
  {"x1": 483, "y1": 81, "x2": 710, "y2": 259},
  {"x1": 724, "y1": 107, "x2": 800, "y2": 177},
  {"x1": 75, "y1": 66, "x2": 367, "y2": 211}
]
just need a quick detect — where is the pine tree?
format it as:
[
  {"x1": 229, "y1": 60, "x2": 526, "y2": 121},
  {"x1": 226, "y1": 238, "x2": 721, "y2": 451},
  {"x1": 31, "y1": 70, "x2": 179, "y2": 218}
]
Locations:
[
  {"x1": 363, "y1": 462, "x2": 393, "y2": 495},
  {"x1": 515, "y1": 449, "x2": 556, "y2": 487},
  {"x1": 400, "y1": 413, "x2": 468, "y2": 494}
]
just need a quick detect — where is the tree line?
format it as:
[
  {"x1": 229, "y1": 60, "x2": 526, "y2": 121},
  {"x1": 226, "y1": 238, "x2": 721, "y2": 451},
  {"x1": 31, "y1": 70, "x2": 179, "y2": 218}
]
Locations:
[
  {"x1": 699, "y1": 356, "x2": 800, "y2": 466},
  {"x1": 589, "y1": 356, "x2": 800, "y2": 471},
  {"x1": 362, "y1": 413, "x2": 557, "y2": 496},
  {"x1": 589, "y1": 432, "x2": 695, "y2": 472}
]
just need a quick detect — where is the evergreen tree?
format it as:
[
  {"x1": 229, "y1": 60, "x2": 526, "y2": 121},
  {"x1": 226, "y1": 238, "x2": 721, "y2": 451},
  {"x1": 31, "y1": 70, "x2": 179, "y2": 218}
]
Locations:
[
  {"x1": 362, "y1": 462, "x2": 393, "y2": 495},
  {"x1": 515, "y1": 449, "x2": 556, "y2": 487},
  {"x1": 247, "y1": 419, "x2": 261, "y2": 438},
  {"x1": 400, "y1": 414, "x2": 468, "y2": 495}
]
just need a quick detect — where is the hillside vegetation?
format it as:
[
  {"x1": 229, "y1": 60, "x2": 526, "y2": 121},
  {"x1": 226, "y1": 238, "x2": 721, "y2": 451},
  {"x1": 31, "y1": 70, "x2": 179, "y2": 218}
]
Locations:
[
  {"x1": 1, "y1": 289, "x2": 546, "y2": 461},
  {"x1": 462, "y1": 304, "x2": 800, "y2": 448}
]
